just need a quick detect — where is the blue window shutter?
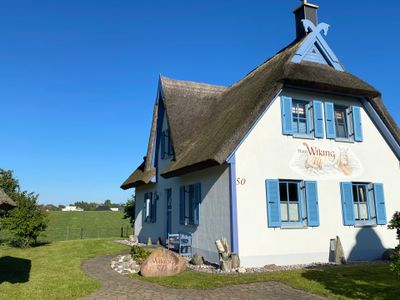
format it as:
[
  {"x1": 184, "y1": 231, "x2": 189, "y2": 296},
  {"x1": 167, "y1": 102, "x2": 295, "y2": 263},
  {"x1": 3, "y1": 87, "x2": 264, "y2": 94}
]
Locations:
[
  {"x1": 265, "y1": 179, "x2": 281, "y2": 227},
  {"x1": 151, "y1": 193, "x2": 157, "y2": 223},
  {"x1": 305, "y1": 103, "x2": 311, "y2": 135},
  {"x1": 179, "y1": 186, "x2": 185, "y2": 225},
  {"x1": 352, "y1": 106, "x2": 363, "y2": 142},
  {"x1": 373, "y1": 183, "x2": 387, "y2": 225},
  {"x1": 281, "y1": 96, "x2": 293, "y2": 135},
  {"x1": 340, "y1": 182, "x2": 355, "y2": 226},
  {"x1": 313, "y1": 101, "x2": 324, "y2": 138},
  {"x1": 160, "y1": 131, "x2": 166, "y2": 159},
  {"x1": 194, "y1": 183, "x2": 201, "y2": 225},
  {"x1": 166, "y1": 130, "x2": 172, "y2": 156},
  {"x1": 324, "y1": 102, "x2": 336, "y2": 139},
  {"x1": 143, "y1": 193, "x2": 147, "y2": 224},
  {"x1": 305, "y1": 181, "x2": 320, "y2": 227}
]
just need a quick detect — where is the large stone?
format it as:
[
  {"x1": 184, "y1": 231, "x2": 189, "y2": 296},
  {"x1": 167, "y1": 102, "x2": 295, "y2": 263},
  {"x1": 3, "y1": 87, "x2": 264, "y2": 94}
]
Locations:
[
  {"x1": 231, "y1": 254, "x2": 240, "y2": 269},
  {"x1": 191, "y1": 253, "x2": 204, "y2": 266},
  {"x1": 334, "y1": 236, "x2": 346, "y2": 264},
  {"x1": 140, "y1": 248, "x2": 186, "y2": 277},
  {"x1": 220, "y1": 260, "x2": 232, "y2": 272}
]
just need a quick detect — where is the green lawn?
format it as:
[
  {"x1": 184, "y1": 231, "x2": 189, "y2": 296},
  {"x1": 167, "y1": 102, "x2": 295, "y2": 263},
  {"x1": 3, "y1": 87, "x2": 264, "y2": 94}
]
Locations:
[
  {"x1": 43, "y1": 211, "x2": 131, "y2": 241},
  {"x1": 138, "y1": 264, "x2": 400, "y2": 300},
  {"x1": 0, "y1": 239, "x2": 128, "y2": 300}
]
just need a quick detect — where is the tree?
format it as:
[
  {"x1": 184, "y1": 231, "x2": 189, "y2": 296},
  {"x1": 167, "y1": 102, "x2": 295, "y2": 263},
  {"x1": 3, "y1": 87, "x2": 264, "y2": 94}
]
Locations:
[
  {"x1": 0, "y1": 168, "x2": 48, "y2": 247},
  {"x1": 0, "y1": 169, "x2": 19, "y2": 196},
  {"x1": 0, "y1": 169, "x2": 18, "y2": 218},
  {"x1": 104, "y1": 199, "x2": 112, "y2": 207},
  {"x1": 123, "y1": 194, "x2": 135, "y2": 227},
  {"x1": 388, "y1": 211, "x2": 400, "y2": 276},
  {"x1": 1, "y1": 191, "x2": 48, "y2": 247}
]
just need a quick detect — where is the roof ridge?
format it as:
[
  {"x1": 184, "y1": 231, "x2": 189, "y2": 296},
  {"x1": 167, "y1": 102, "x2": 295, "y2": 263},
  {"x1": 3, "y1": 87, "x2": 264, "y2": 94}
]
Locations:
[
  {"x1": 225, "y1": 38, "x2": 304, "y2": 92},
  {"x1": 160, "y1": 76, "x2": 227, "y2": 92}
]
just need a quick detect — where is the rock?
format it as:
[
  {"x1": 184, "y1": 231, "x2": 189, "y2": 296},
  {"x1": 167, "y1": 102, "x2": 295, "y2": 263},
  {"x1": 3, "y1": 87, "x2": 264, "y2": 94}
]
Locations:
[
  {"x1": 220, "y1": 260, "x2": 232, "y2": 272},
  {"x1": 334, "y1": 236, "x2": 346, "y2": 264},
  {"x1": 382, "y1": 249, "x2": 395, "y2": 261},
  {"x1": 191, "y1": 253, "x2": 204, "y2": 265},
  {"x1": 231, "y1": 254, "x2": 240, "y2": 269},
  {"x1": 237, "y1": 267, "x2": 246, "y2": 273},
  {"x1": 129, "y1": 235, "x2": 138, "y2": 245},
  {"x1": 264, "y1": 264, "x2": 280, "y2": 271},
  {"x1": 140, "y1": 248, "x2": 186, "y2": 277},
  {"x1": 111, "y1": 254, "x2": 140, "y2": 274},
  {"x1": 215, "y1": 240, "x2": 225, "y2": 253}
]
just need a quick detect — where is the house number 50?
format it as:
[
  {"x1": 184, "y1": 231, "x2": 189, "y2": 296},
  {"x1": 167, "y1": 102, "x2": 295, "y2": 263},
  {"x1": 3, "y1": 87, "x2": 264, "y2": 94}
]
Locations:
[{"x1": 236, "y1": 178, "x2": 246, "y2": 185}]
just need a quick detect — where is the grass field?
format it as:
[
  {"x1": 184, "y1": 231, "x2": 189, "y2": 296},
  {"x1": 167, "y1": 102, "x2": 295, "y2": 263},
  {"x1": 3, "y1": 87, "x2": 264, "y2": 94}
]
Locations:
[
  {"x1": 42, "y1": 211, "x2": 132, "y2": 241},
  {"x1": 0, "y1": 239, "x2": 128, "y2": 300},
  {"x1": 138, "y1": 263, "x2": 400, "y2": 300}
]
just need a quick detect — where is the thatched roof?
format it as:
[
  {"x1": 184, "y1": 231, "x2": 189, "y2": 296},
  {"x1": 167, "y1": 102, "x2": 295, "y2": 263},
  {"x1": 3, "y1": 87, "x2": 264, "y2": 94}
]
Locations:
[
  {"x1": 121, "y1": 38, "x2": 400, "y2": 188},
  {"x1": 121, "y1": 160, "x2": 156, "y2": 190},
  {"x1": 0, "y1": 188, "x2": 16, "y2": 210}
]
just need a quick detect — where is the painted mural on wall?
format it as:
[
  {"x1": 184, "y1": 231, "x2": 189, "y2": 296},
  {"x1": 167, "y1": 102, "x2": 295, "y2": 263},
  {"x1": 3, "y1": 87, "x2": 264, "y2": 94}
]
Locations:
[{"x1": 290, "y1": 142, "x2": 363, "y2": 179}]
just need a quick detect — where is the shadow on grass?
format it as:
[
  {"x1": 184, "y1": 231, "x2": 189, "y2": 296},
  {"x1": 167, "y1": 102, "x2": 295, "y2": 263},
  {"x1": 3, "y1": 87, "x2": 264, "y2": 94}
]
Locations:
[
  {"x1": 31, "y1": 241, "x2": 51, "y2": 247},
  {"x1": 0, "y1": 256, "x2": 31, "y2": 284},
  {"x1": 301, "y1": 264, "x2": 397, "y2": 300},
  {"x1": 302, "y1": 228, "x2": 397, "y2": 299}
]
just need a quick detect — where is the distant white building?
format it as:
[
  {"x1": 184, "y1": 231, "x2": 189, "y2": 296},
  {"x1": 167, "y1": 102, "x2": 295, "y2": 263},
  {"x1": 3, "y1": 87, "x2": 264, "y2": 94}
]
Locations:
[
  {"x1": 110, "y1": 207, "x2": 119, "y2": 212},
  {"x1": 62, "y1": 205, "x2": 84, "y2": 212}
]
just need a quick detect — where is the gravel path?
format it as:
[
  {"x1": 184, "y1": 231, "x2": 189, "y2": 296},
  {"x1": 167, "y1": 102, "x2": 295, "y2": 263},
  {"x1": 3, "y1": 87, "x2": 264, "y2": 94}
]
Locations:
[{"x1": 79, "y1": 254, "x2": 327, "y2": 300}]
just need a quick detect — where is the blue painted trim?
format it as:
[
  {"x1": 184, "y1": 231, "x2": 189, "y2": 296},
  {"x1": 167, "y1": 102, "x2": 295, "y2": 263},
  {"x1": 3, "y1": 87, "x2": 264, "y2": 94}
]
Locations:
[
  {"x1": 361, "y1": 98, "x2": 400, "y2": 160},
  {"x1": 153, "y1": 95, "x2": 164, "y2": 181},
  {"x1": 152, "y1": 77, "x2": 165, "y2": 180},
  {"x1": 291, "y1": 23, "x2": 344, "y2": 72},
  {"x1": 226, "y1": 89, "x2": 283, "y2": 162},
  {"x1": 228, "y1": 155, "x2": 239, "y2": 255}
]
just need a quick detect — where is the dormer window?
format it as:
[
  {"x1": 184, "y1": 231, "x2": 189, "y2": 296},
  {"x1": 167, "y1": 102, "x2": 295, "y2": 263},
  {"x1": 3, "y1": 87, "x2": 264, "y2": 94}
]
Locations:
[{"x1": 161, "y1": 130, "x2": 173, "y2": 160}]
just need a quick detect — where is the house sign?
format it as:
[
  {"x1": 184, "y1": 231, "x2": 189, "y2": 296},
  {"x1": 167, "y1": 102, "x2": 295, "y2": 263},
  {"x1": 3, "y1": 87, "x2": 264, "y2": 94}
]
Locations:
[{"x1": 290, "y1": 142, "x2": 363, "y2": 179}]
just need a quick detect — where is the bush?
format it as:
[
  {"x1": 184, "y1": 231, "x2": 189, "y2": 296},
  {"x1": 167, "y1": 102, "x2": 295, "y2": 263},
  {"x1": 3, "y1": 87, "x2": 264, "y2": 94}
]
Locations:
[
  {"x1": 123, "y1": 195, "x2": 135, "y2": 227},
  {"x1": 388, "y1": 211, "x2": 400, "y2": 276},
  {"x1": 130, "y1": 245, "x2": 151, "y2": 264},
  {"x1": 390, "y1": 246, "x2": 400, "y2": 276},
  {"x1": 1, "y1": 191, "x2": 48, "y2": 247}
]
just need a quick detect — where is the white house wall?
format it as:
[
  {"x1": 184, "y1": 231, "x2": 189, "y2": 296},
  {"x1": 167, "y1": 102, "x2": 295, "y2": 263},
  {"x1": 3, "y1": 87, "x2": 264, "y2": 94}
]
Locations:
[
  {"x1": 234, "y1": 89, "x2": 400, "y2": 267},
  {"x1": 135, "y1": 110, "x2": 232, "y2": 263}
]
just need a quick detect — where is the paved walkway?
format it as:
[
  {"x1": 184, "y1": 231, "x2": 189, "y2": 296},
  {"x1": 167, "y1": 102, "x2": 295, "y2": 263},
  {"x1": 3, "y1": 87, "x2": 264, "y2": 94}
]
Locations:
[{"x1": 79, "y1": 254, "x2": 326, "y2": 300}]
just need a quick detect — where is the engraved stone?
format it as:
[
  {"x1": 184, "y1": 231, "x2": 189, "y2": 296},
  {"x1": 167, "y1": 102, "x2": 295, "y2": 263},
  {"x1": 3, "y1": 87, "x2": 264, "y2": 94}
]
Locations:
[{"x1": 140, "y1": 248, "x2": 186, "y2": 277}]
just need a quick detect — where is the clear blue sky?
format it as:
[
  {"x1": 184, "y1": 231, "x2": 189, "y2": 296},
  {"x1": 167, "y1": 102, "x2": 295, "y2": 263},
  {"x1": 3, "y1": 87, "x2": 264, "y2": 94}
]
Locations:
[{"x1": 1, "y1": 0, "x2": 399, "y2": 205}]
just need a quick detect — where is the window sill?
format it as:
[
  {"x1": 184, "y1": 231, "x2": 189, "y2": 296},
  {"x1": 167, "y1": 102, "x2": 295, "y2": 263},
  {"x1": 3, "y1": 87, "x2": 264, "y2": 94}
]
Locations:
[
  {"x1": 280, "y1": 223, "x2": 307, "y2": 229},
  {"x1": 182, "y1": 222, "x2": 198, "y2": 227},
  {"x1": 334, "y1": 138, "x2": 354, "y2": 144},
  {"x1": 293, "y1": 134, "x2": 314, "y2": 140},
  {"x1": 354, "y1": 221, "x2": 376, "y2": 228}
]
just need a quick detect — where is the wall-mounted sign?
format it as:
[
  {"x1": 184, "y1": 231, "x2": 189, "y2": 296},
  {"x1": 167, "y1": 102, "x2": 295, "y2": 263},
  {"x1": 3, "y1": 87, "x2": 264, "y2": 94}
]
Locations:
[{"x1": 290, "y1": 142, "x2": 363, "y2": 179}]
